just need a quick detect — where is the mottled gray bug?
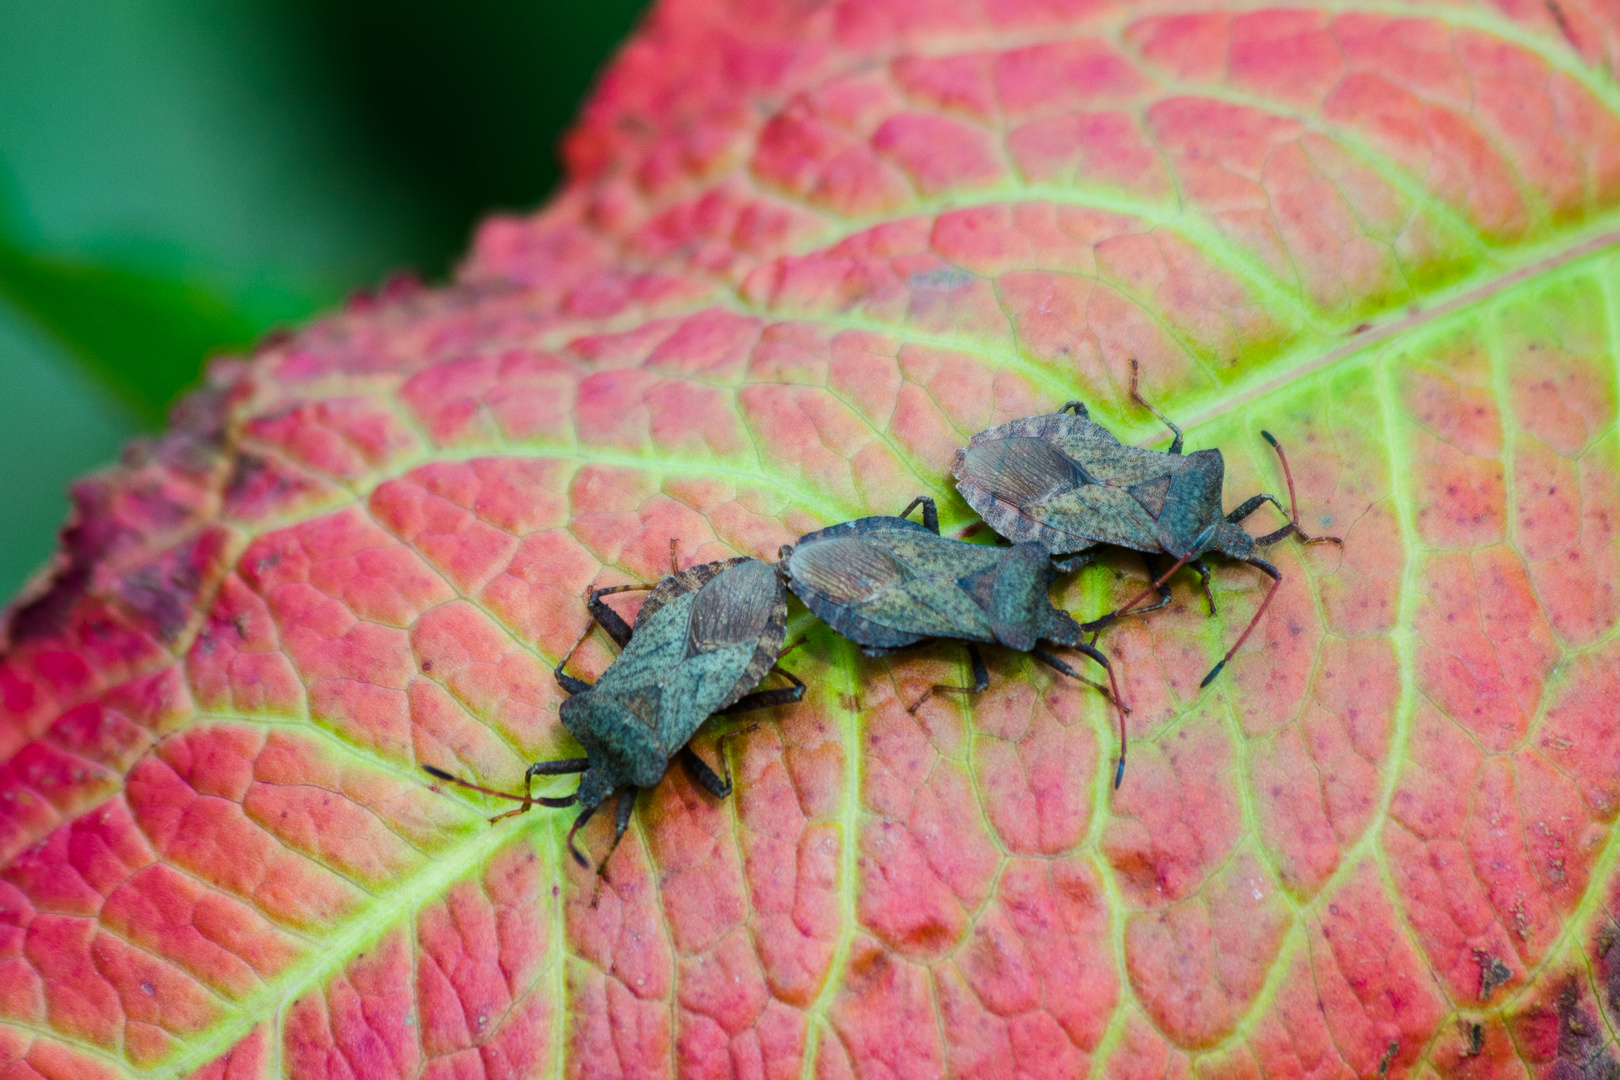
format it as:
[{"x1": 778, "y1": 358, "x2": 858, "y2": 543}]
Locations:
[
  {"x1": 952, "y1": 360, "x2": 1341, "y2": 689},
  {"x1": 778, "y1": 496, "x2": 1131, "y2": 786},
  {"x1": 426, "y1": 545, "x2": 804, "y2": 872}
]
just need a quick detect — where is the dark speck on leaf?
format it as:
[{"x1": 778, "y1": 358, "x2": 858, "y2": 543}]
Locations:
[
  {"x1": 421, "y1": 660, "x2": 433, "y2": 672},
  {"x1": 1477, "y1": 950, "x2": 1512, "y2": 1001},
  {"x1": 909, "y1": 268, "x2": 975, "y2": 290}
]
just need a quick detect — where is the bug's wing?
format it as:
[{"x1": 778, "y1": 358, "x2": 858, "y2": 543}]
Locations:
[
  {"x1": 594, "y1": 590, "x2": 696, "y2": 701},
  {"x1": 786, "y1": 520, "x2": 1004, "y2": 647},
  {"x1": 1013, "y1": 445, "x2": 1200, "y2": 552},
  {"x1": 966, "y1": 411, "x2": 1121, "y2": 447},
  {"x1": 982, "y1": 542, "x2": 1057, "y2": 652},
  {"x1": 1024, "y1": 484, "x2": 1162, "y2": 552},
  {"x1": 954, "y1": 423, "x2": 1114, "y2": 552},
  {"x1": 635, "y1": 556, "x2": 753, "y2": 629},
  {"x1": 877, "y1": 531, "x2": 1001, "y2": 642},
  {"x1": 684, "y1": 558, "x2": 788, "y2": 710},
  {"x1": 786, "y1": 530, "x2": 930, "y2": 648}
]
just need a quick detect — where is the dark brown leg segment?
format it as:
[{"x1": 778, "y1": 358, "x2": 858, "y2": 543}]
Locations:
[
  {"x1": 593, "y1": 786, "x2": 638, "y2": 877},
  {"x1": 899, "y1": 495, "x2": 941, "y2": 534},
  {"x1": 719, "y1": 664, "x2": 806, "y2": 713},
  {"x1": 907, "y1": 642, "x2": 990, "y2": 714}
]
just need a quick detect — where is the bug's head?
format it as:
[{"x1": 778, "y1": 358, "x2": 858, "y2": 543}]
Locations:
[
  {"x1": 1200, "y1": 520, "x2": 1256, "y2": 561},
  {"x1": 1033, "y1": 592, "x2": 1084, "y2": 648},
  {"x1": 574, "y1": 765, "x2": 616, "y2": 811}
]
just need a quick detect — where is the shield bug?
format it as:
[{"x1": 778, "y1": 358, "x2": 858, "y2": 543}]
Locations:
[
  {"x1": 425, "y1": 544, "x2": 804, "y2": 872},
  {"x1": 778, "y1": 496, "x2": 1132, "y2": 786},
  {"x1": 952, "y1": 359, "x2": 1342, "y2": 688}
]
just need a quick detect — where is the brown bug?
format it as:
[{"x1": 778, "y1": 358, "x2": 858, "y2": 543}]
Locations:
[
  {"x1": 426, "y1": 543, "x2": 803, "y2": 871},
  {"x1": 952, "y1": 360, "x2": 1341, "y2": 687}
]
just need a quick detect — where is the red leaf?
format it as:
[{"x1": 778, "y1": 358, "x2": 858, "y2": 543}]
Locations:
[{"x1": 6, "y1": 0, "x2": 1620, "y2": 1075}]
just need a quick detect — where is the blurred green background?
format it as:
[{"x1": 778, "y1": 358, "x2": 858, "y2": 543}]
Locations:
[{"x1": 0, "y1": 0, "x2": 646, "y2": 599}]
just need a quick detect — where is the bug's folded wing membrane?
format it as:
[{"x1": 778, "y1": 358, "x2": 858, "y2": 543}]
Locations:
[{"x1": 1026, "y1": 485, "x2": 1160, "y2": 551}]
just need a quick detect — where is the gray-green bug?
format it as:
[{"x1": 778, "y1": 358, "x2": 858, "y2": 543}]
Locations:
[
  {"x1": 425, "y1": 547, "x2": 804, "y2": 871},
  {"x1": 778, "y1": 496, "x2": 1130, "y2": 786},
  {"x1": 952, "y1": 360, "x2": 1341, "y2": 688}
]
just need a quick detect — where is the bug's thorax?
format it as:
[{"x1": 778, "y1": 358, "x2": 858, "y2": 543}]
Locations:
[
  {"x1": 1163, "y1": 518, "x2": 1255, "y2": 562},
  {"x1": 559, "y1": 691, "x2": 670, "y2": 791}
]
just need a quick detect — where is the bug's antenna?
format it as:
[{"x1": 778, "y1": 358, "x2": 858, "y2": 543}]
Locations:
[
  {"x1": 421, "y1": 764, "x2": 576, "y2": 823},
  {"x1": 1261, "y1": 431, "x2": 1342, "y2": 547}
]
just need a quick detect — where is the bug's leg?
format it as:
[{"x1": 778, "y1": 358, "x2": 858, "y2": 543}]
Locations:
[
  {"x1": 586, "y1": 583, "x2": 651, "y2": 648},
  {"x1": 898, "y1": 495, "x2": 940, "y2": 534},
  {"x1": 1190, "y1": 559, "x2": 1217, "y2": 615},
  {"x1": 1051, "y1": 551, "x2": 1092, "y2": 574},
  {"x1": 908, "y1": 642, "x2": 990, "y2": 714},
  {"x1": 1082, "y1": 525, "x2": 1217, "y2": 631},
  {"x1": 680, "y1": 722, "x2": 758, "y2": 800},
  {"x1": 1130, "y1": 554, "x2": 1174, "y2": 616},
  {"x1": 557, "y1": 579, "x2": 656, "y2": 692},
  {"x1": 1032, "y1": 644, "x2": 1130, "y2": 789},
  {"x1": 680, "y1": 746, "x2": 733, "y2": 799},
  {"x1": 1200, "y1": 556, "x2": 1283, "y2": 689},
  {"x1": 668, "y1": 537, "x2": 680, "y2": 575},
  {"x1": 518, "y1": 758, "x2": 588, "y2": 812},
  {"x1": 594, "y1": 787, "x2": 638, "y2": 877},
  {"x1": 1129, "y1": 358, "x2": 1183, "y2": 454},
  {"x1": 1059, "y1": 401, "x2": 1090, "y2": 417},
  {"x1": 719, "y1": 663, "x2": 807, "y2": 713},
  {"x1": 1225, "y1": 492, "x2": 1285, "y2": 525},
  {"x1": 554, "y1": 620, "x2": 598, "y2": 695},
  {"x1": 956, "y1": 520, "x2": 986, "y2": 540},
  {"x1": 565, "y1": 804, "x2": 599, "y2": 869},
  {"x1": 527, "y1": 758, "x2": 589, "y2": 778},
  {"x1": 1243, "y1": 433, "x2": 1344, "y2": 548},
  {"x1": 1029, "y1": 649, "x2": 1110, "y2": 696},
  {"x1": 421, "y1": 764, "x2": 577, "y2": 823}
]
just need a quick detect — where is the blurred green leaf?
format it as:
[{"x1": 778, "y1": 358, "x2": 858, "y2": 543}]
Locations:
[
  {"x1": 0, "y1": 237, "x2": 256, "y2": 425},
  {"x1": 0, "y1": 0, "x2": 650, "y2": 598}
]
